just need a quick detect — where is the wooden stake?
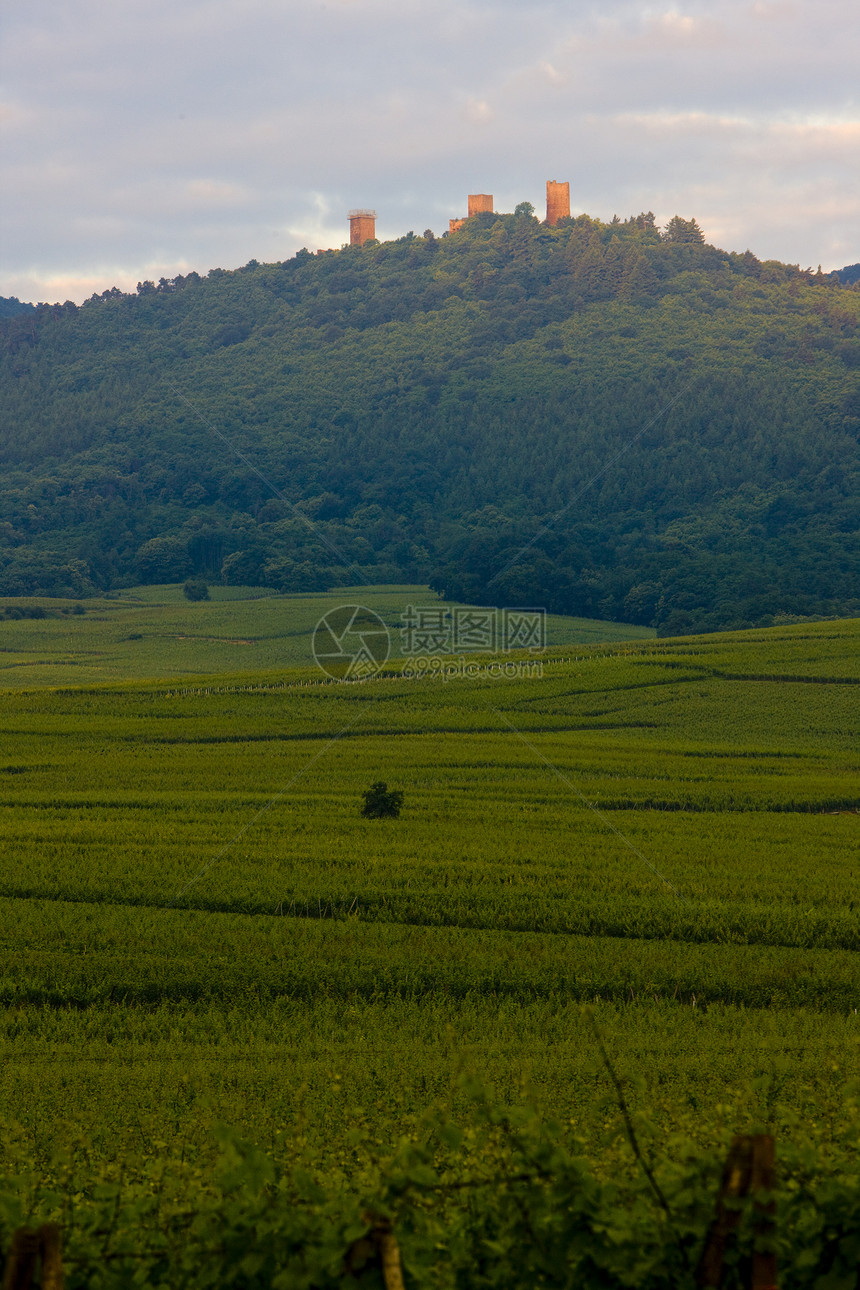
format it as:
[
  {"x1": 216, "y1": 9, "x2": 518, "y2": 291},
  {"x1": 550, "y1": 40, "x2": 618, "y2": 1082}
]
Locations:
[
  {"x1": 750, "y1": 1135, "x2": 778, "y2": 1290},
  {"x1": 2, "y1": 1229, "x2": 39, "y2": 1290},
  {"x1": 2, "y1": 1225, "x2": 63, "y2": 1290},
  {"x1": 357, "y1": 1214, "x2": 405, "y2": 1290},
  {"x1": 37, "y1": 1225, "x2": 63, "y2": 1290},
  {"x1": 376, "y1": 1224, "x2": 405, "y2": 1290},
  {"x1": 696, "y1": 1135, "x2": 753, "y2": 1288},
  {"x1": 696, "y1": 1134, "x2": 779, "y2": 1290}
]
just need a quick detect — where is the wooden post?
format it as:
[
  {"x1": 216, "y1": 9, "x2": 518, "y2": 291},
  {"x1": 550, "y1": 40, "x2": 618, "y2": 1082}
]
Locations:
[
  {"x1": 371, "y1": 1217, "x2": 405, "y2": 1290},
  {"x1": 349, "y1": 1213, "x2": 406, "y2": 1290},
  {"x1": 697, "y1": 1136, "x2": 753, "y2": 1287},
  {"x1": 38, "y1": 1225, "x2": 64, "y2": 1290},
  {"x1": 377, "y1": 1229, "x2": 405, "y2": 1290},
  {"x1": 750, "y1": 1136, "x2": 778, "y2": 1290},
  {"x1": 2, "y1": 1225, "x2": 63, "y2": 1290},
  {"x1": 2, "y1": 1229, "x2": 39, "y2": 1290},
  {"x1": 696, "y1": 1134, "x2": 778, "y2": 1290}
]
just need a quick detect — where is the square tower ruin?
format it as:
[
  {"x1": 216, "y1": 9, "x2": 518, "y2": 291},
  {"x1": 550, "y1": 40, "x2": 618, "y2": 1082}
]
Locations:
[
  {"x1": 545, "y1": 181, "x2": 570, "y2": 226},
  {"x1": 467, "y1": 193, "x2": 494, "y2": 217},
  {"x1": 348, "y1": 210, "x2": 377, "y2": 246}
]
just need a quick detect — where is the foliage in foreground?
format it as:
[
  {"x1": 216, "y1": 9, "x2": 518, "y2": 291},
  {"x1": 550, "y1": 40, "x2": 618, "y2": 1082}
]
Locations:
[{"x1": 1, "y1": 1087, "x2": 859, "y2": 1289}]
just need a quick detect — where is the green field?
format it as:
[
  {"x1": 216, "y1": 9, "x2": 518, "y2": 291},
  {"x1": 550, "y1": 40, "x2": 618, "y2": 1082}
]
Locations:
[
  {"x1": 0, "y1": 595, "x2": 858, "y2": 1284},
  {"x1": 0, "y1": 583, "x2": 652, "y2": 687}
]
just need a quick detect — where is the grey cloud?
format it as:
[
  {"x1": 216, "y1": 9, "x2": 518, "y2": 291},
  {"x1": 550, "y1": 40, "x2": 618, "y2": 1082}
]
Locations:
[{"x1": 1, "y1": 0, "x2": 857, "y2": 301}]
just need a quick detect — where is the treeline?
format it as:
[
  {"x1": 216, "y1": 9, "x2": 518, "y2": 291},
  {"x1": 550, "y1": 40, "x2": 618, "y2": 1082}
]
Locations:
[
  {"x1": 835, "y1": 263, "x2": 860, "y2": 286},
  {"x1": 1, "y1": 211, "x2": 859, "y2": 633},
  {"x1": 0, "y1": 296, "x2": 37, "y2": 320}
]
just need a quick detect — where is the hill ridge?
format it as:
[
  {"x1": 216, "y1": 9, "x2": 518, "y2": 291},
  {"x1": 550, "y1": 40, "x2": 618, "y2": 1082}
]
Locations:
[{"x1": 1, "y1": 209, "x2": 859, "y2": 634}]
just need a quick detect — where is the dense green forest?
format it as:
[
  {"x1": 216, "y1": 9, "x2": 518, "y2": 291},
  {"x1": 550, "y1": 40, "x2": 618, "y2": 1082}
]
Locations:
[
  {"x1": 0, "y1": 297, "x2": 37, "y2": 319},
  {"x1": 835, "y1": 262, "x2": 860, "y2": 286},
  {"x1": 1, "y1": 214, "x2": 859, "y2": 633}
]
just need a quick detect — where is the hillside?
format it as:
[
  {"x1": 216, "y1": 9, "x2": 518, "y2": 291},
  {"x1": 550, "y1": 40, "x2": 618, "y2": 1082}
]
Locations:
[{"x1": 1, "y1": 210, "x2": 859, "y2": 633}]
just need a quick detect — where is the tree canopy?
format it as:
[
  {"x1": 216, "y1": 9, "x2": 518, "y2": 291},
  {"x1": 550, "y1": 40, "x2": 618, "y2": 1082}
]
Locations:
[{"x1": 0, "y1": 295, "x2": 37, "y2": 319}]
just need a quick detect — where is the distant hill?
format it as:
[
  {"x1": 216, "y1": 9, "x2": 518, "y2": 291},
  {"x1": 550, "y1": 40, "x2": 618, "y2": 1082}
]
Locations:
[
  {"x1": 0, "y1": 296, "x2": 37, "y2": 319},
  {"x1": 1, "y1": 212, "x2": 859, "y2": 634},
  {"x1": 835, "y1": 263, "x2": 860, "y2": 286}
]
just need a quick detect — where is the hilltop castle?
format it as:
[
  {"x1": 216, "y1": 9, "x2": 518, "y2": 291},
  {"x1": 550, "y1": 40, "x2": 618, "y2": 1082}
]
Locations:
[{"x1": 348, "y1": 180, "x2": 571, "y2": 246}]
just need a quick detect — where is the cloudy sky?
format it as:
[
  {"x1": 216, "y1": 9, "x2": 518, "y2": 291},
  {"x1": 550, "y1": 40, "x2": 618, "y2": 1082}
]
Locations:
[{"x1": 1, "y1": 0, "x2": 857, "y2": 303}]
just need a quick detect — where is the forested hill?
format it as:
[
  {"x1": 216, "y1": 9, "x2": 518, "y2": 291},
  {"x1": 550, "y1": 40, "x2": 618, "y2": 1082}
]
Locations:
[{"x1": 1, "y1": 210, "x2": 859, "y2": 634}]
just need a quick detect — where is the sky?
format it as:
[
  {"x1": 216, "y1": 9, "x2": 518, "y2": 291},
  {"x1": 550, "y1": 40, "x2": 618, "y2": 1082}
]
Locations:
[{"x1": 1, "y1": 0, "x2": 858, "y2": 304}]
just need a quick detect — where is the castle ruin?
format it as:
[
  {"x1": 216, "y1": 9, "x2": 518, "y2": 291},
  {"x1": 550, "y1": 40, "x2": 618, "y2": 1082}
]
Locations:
[
  {"x1": 348, "y1": 210, "x2": 377, "y2": 246},
  {"x1": 467, "y1": 193, "x2": 494, "y2": 217},
  {"x1": 545, "y1": 180, "x2": 570, "y2": 226},
  {"x1": 349, "y1": 182, "x2": 571, "y2": 243}
]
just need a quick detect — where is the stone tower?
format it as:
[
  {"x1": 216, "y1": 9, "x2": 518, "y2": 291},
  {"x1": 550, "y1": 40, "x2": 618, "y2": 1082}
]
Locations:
[
  {"x1": 348, "y1": 210, "x2": 377, "y2": 246},
  {"x1": 467, "y1": 193, "x2": 494, "y2": 217},
  {"x1": 545, "y1": 181, "x2": 570, "y2": 226}
]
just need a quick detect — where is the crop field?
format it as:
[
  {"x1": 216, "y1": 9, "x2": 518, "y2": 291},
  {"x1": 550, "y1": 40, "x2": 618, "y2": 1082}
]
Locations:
[
  {"x1": 0, "y1": 583, "x2": 652, "y2": 688},
  {"x1": 0, "y1": 597, "x2": 858, "y2": 1284}
]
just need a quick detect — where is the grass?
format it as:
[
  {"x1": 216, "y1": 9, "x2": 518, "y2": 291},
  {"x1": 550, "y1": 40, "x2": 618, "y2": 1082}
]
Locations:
[
  {"x1": 0, "y1": 582, "x2": 653, "y2": 687},
  {"x1": 0, "y1": 591, "x2": 857, "y2": 1196}
]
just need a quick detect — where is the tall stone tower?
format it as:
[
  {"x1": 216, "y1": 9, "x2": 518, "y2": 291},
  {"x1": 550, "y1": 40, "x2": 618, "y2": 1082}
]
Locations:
[
  {"x1": 348, "y1": 210, "x2": 377, "y2": 246},
  {"x1": 468, "y1": 193, "x2": 494, "y2": 217},
  {"x1": 545, "y1": 181, "x2": 570, "y2": 226}
]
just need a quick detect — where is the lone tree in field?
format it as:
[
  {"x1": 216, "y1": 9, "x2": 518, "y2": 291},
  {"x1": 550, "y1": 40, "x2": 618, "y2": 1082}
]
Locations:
[
  {"x1": 183, "y1": 578, "x2": 210, "y2": 601},
  {"x1": 361, "y1": 782, "x2": 403, "y2": 819}
]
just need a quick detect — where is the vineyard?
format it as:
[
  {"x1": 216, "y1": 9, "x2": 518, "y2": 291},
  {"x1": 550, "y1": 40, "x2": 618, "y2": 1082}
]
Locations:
[{"x1": 0, "y1": 594, "x2": 858, "y2": 1285}]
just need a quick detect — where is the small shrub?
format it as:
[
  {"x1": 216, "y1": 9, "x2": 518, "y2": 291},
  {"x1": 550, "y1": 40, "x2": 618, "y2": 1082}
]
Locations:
[
  {"x1": 361, "y1": 782, "x2": 403, "y2": 819},
  {"x1": 183, "y1": 579, "x2": 210, "y2": 602}
]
